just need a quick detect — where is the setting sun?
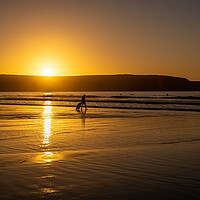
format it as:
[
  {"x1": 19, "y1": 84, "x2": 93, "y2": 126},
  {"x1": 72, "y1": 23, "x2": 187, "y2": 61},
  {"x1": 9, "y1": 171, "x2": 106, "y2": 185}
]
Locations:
[{"x1": 43, "y1": 68, "x2": 53, "y2": 76}]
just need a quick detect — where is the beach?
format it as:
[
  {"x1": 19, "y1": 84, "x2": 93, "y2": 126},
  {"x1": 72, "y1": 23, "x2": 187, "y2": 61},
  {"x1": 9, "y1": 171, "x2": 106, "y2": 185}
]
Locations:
[
  {"x1": 0, "y1": 96, "x2": 200, "y2": 199},
  {"x1": 1, "y1": 0, "x2": 200, "y2": 198}
]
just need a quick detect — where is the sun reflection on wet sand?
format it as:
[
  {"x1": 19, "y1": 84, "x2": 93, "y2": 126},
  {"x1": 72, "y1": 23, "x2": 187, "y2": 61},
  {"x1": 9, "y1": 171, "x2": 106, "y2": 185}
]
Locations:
[
  {"x1": 43, "y1": 102, "x2": 52, "y2": 147},
  {"x1": 33, "y1": 151, "x2": 63, "y2": 163},
  {"x1": 39, "y1": 101, "x2": 64, "y2": 164},
  {"x1": 43, "y1": 152, "x2": 53, "y2": 163},
  {"x1": 41, "y1": 187, "x2": 58, "y2": 194},
  {"x1": 43, "y1": 119, "x2": 51, "y2": 146}
]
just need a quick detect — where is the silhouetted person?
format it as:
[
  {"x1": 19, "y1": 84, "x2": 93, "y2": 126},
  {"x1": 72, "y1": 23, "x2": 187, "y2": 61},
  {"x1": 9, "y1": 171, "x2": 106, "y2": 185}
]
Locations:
[{"x1": 81, "y1": 94, "x2": 87, "y2": 110}]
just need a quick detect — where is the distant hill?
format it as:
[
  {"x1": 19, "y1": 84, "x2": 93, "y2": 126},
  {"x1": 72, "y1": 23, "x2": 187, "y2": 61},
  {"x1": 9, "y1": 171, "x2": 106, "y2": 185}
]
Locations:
[{"x1": 0, "y1": 74, "x2": 200, "y2": 91}]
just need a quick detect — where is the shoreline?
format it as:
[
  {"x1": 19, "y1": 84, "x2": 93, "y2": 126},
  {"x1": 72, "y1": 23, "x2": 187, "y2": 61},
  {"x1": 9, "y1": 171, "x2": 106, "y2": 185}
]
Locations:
[{"x1": 1, "y1": 103, "x2": 200, "y2": 112}]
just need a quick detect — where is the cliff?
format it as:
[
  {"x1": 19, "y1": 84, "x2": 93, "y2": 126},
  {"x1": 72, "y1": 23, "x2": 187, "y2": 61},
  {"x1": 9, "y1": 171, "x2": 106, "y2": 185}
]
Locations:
[{"x1": 0, "y1": 74, "x2": 199, "y2": 91}]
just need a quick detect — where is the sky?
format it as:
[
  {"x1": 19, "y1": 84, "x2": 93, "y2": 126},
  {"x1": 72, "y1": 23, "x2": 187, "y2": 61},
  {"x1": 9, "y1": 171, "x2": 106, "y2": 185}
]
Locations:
[{"x1": 0, "y1": 0, "x2": 199, "y2": 80}]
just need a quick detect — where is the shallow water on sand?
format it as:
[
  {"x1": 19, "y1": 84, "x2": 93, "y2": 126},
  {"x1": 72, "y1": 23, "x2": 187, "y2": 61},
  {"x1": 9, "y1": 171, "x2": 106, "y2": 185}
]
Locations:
[{"x1": 0, "y1": 104, "x2": 200, "y2": 199}]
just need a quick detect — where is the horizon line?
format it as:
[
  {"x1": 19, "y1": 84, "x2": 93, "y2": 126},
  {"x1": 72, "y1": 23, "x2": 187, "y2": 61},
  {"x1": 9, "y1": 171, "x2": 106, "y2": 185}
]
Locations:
[{"x1": 0, "y1": 73, "x2": 197, "y2": 81}]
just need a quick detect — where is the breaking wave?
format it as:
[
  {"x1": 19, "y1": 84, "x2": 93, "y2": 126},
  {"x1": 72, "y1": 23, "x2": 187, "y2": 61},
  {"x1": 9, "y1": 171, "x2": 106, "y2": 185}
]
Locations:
[{"x1": 0, "y1": 91, "x2": 200, "y2": 112}]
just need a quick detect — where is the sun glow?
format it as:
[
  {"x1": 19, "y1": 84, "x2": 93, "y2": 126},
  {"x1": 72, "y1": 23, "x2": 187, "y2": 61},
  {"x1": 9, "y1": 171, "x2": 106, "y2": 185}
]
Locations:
[
  {"x1": 43, "y1": 68, "x2": 53, "y2": 76},
  {"x1": 43, "y1": 101, "x2": 52, "y2": 147}
]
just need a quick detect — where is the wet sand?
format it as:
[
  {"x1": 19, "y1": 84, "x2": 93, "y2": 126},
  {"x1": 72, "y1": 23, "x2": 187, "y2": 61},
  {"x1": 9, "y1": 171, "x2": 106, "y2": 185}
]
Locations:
[{"x1": 0, "y1": 105, "x2": 200, "y2": 199}]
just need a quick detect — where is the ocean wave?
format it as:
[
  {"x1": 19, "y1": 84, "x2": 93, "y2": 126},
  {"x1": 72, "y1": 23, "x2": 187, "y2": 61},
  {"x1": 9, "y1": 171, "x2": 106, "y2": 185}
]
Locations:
[
  {"x1": 110, "y1": 95, "x2": 200, "y2": 100},
  {"x1": 0, "y1": 102, "x2": 200, "y2": 112},
  {"x1": 37, "y1": 94, "x2": 200, "y2": 100},
  {"x1": 0, "y1": 97, "x2": 200, "y2": 105},
  {"x1": 38, "y1": 94, "x2": 100, "y2": 98}
]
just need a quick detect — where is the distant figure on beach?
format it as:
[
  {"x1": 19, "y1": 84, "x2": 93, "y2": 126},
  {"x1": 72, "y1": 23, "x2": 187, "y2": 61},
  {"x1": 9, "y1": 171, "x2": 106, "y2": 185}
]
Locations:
[{"x1": 81, "y1": 94, "x2": 87, "y2": 110}]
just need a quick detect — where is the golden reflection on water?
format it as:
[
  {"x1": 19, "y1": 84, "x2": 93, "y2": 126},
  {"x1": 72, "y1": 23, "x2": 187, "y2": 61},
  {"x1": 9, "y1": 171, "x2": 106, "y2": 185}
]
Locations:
[
  {"x1": 43, "y1": 101, "x2": 52, "y2": 147},
  {"x1": 39, "y1": 100, "x2": 64, "y2": 164},
  {"x1": 34, "y1": 151, "x2": 63, "y2": 163},
  {"x1": 35, "y1": 99, "x2": 63, "y2": 194},
  {"x1": 41, "y1": 187, "x2": 58, "y2": 194},
  {"x1": 44, "y1": 100, "x2": 51, "y2": 106},
  {"x1": 43, "y1": 119, "x2": 51, "y2": 145}
]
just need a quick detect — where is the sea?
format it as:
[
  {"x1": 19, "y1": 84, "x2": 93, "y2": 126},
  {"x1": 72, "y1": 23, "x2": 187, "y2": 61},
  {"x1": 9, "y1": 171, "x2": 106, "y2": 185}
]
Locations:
[{"x1": 0, "y1": 91, "x2": 200, "y2": 111}]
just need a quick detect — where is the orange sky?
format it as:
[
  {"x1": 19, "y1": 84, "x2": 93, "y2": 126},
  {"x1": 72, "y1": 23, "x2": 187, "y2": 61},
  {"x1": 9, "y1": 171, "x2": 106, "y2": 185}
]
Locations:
[{"x1": 0, "y1": 0, "x2": 200, "y2": 80}]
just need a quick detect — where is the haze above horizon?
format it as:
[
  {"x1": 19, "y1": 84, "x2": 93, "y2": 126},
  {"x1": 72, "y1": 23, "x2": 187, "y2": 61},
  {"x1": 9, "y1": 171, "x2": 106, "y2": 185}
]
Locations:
[{"x1": 0, "y1": 0, "x2": 199, "y2": 80}]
